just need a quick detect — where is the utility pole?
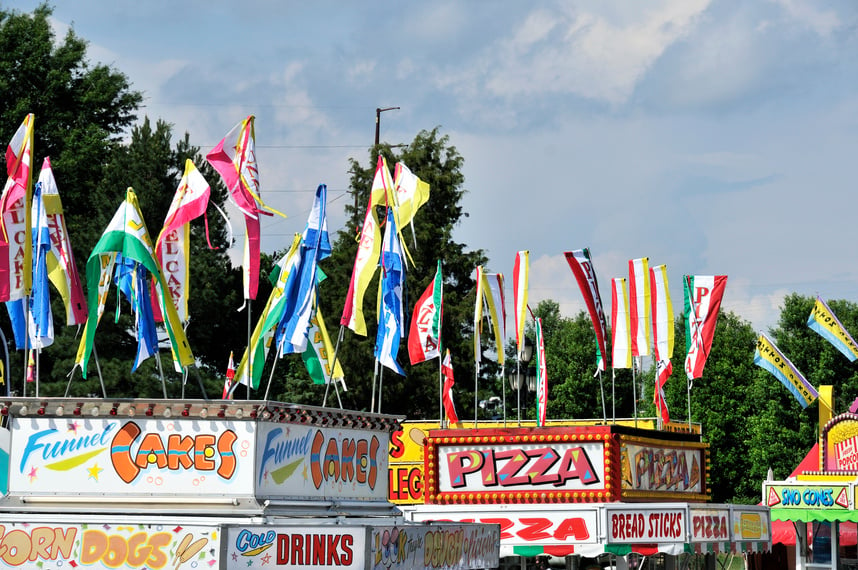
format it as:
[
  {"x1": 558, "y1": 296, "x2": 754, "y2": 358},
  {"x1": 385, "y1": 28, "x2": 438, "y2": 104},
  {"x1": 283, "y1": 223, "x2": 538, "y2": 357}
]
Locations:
[{"x1": 354, "y1": 106, "x2": 400, "y2": 228}]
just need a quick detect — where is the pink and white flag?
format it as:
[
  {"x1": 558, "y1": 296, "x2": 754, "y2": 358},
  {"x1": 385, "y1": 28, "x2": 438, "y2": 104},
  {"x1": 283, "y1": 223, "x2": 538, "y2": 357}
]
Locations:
[{"x1": 628, "y1": 257, "x2": 650, "y2": 357}]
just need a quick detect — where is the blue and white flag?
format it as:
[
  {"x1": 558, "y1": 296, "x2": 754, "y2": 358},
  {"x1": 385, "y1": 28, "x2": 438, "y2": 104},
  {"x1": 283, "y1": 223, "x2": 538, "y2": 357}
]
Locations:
[
  {"x1": 375, "y1": 208, "x2": 406, "y2": 375},
  {"x1": 277, "y1": 184, "x2": 331, "y2": 354},
  {"x1": 5, "y1": 181, "x2": 54, "y2": 350},
  {"x1": 132, "y1": 266, "x2": 159, "y2": 371}
]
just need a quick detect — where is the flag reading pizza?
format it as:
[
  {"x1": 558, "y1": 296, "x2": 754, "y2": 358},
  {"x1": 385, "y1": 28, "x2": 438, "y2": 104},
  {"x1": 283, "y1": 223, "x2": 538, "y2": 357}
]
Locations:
[{"x1": 684, "y1": 275, "x2": 727, "y2": 380}]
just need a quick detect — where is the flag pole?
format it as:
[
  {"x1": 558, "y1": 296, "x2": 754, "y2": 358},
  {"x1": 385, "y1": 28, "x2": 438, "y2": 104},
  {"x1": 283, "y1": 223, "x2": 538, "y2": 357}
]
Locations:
[
  {"x1": 154, "y1": 352, "x2": 168, "y2": 399},
  {"x1": 323, "y1": 325, "x2": 345, "y2": 407},
  {"x1": 192, "y1": 365, "x2": 209, "y2": 400},
  {"x1": 597, "y1": 368, "x2": 606, "y2": 423},
  {"x1": 371, "y1": 358, "x2": 380, "y2": 413},
  {"x1": 501, "y1": 364, "x2": 506, "y2": 427},
  {"x1": 473, "y1": 360, "x2": 479, "y2": 425},
  {"x1": 34, "y1": 349, "x2": 40, "y2": 398},
  {"x1": 246, "y1": 303, "x2": 252, "y2": 400},
  {"x1": 0, "y1": 325, "x2": 8, "y2": 397},
  {"x1": 377, "y1": 363, "x2": 385, "y2": 414},
  {"x1": 632, "y1": 357, "x2": 639, "y2": 428},
  {"x1": 516, "y1": 355, "x2": 522, "y2": 426},
  {"x1": 611, "y1": 367, "x2": 616, "y2": 423}
]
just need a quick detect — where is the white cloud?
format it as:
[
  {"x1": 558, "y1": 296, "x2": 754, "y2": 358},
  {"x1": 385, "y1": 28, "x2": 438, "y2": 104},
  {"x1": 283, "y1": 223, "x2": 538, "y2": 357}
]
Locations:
[
  {"x1": 770, "y1": 0, "x2": 841, "y2": 36},
  {"x1": 481, "y1": 1, "x2": 710, "y2": 104}
]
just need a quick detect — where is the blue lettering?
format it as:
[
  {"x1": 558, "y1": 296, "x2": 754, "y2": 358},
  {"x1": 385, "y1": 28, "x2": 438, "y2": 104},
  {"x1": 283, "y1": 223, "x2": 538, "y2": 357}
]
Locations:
[
  {"x1": 19, "y1": 423, "x2": 117, "y2": 472},
  {"x1": 258, "y1": 428, "x2": 314, "y2": 485}
]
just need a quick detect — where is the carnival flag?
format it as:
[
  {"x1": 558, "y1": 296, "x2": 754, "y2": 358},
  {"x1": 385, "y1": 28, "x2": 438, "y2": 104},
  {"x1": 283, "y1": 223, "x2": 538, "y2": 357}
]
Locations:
[
  {"x1": 408, "y1": 260, "x2": 443, "y2": 365},
  {"x1": 611, "y1": 278, "x2": 632, "y2": 369},
  {"x1": 684, "y1": 275, "x2": 728, "y2": 380},
  {"x1": 155, "y1": 159, "x2": 212, "y2": 323},
  {"x1": 473, "y1": 266, "x2": 485, "y2": 363},
  {"x1": 277, "y1": 184, "x2": 331, "y2": 354},
  {"x1": 513, "y1": 250, "x2": 530, "y2": 354},
  {"x1": 565, "y1": 249, "x2": 608, "y2": 371},
  {"x1": 206, "y1": 116, "x2": 286, "y2": 301},
  {"x1": 341, "y1": 155, "x2": 393, "y2": 335},
  {"x1": 130, "y1": 266, "x2": 159, "y2": 372},
  {"x1": 628, "y1": 257, "x2": 651, "y2": 357},
  {"x1": 222, "y1": 352, "x2": 236, "y2": 399},
  {"x1": 76, "y1": 189, "x2": 194, "y2": 377},
  {"x1": 441, "y1": 349, "x2": 459, "y2": 423},
  {"x1": 654, "y1": 358, "x2": 672, "y2": 424},
  {"x1": 234, "y1": 234, "x2": 302, "y2": 391},
  {"x1": 392, "y1": 161, "x2": 430, "y2": 234},
  {"x1": 5, "y1": 178, "x2": 54, "y2": 350},
  {"x1": 535, "y1": 317, "x2": 548, "y2": 427},
  {"x1": 754, "y1": 333, "x2": 818, "y2": 409},
  {"x1": 0, "y1": 114, "x2": 34, "y2": 301},
  {"x1": 483, "y1": 272, "x2": 507, "y2": 366},
  {"x1": 28, "y1": 179, "x2": 53, "y2": 348},
  {"x1": 39, "y1": 158, "x2": 87, "y2": 325},
  {"x1": 807, "y1": 296, "x2": 858, "y2": 362},
  {"x1": 650, "y1": 264, "x2": 674, "y2": 424},
  {"x1": 375, "y1": 208, "x2": 406, "y2": 375},
  {"x1": 303, "y1": 301, "x2": 345, "y2": 386}
]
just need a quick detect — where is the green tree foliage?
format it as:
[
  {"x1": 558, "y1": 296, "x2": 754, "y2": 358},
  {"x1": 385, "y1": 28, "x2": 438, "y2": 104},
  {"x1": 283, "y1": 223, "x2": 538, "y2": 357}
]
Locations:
[
  {"x1": 270, "y1": 129, "x2": 487, "y2": 416},
  {"x1": 0, "y1": 4, "x2": 142, "y2": 251}
]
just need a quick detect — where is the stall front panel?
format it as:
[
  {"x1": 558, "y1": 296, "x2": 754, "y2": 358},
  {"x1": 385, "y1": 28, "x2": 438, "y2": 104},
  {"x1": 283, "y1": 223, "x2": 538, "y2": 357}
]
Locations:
[
  {"x1": 619, "y1": 435, "x2": 708, "y2": 501},
  {"x1": 0, "y1": 521, "x2": 219, "y2": 569},
  {"x1": 224, "y1": 525, "x2": 366, "y2": 570},
  {"x1": 255, "y1": 423, "x2": 389, "y2": 501},
  {"x1": 9, "y1": 416, "x2": 256, "y2": 498},
  {"x1": 223, "y1": 523, "x2": 500, "y2": 570}
]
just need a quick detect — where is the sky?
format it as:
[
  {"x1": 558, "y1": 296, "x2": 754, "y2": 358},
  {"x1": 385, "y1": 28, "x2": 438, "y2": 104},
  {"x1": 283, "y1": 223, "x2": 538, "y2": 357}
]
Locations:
[{"x1": 7, "y1": 0, "x2": 858, "y2": 335}]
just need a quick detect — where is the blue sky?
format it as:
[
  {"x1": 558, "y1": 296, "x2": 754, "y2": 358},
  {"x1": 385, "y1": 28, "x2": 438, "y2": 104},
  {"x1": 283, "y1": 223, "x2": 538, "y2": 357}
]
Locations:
[{"x1": 8, "y1": 0, "x2": 858, "y2": 334}]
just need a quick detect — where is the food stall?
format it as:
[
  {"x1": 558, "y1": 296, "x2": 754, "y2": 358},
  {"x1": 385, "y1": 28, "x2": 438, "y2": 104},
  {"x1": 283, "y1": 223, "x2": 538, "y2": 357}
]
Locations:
[
  {"x1": 391, "y1": 420, "x2": 771, "y2": 569},
  {"x1": 764, "y1": 386, "x2": 858, "y2": 570},
  {"x1": 0, "y1": 398, "x2": 500, "y2": 570}
]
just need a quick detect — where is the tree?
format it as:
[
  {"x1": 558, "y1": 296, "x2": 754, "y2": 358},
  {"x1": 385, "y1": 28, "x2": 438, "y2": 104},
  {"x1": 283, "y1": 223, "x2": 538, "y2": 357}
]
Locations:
[{"x1": 269, "y1": 128, "x2": 487, "y2": 417}]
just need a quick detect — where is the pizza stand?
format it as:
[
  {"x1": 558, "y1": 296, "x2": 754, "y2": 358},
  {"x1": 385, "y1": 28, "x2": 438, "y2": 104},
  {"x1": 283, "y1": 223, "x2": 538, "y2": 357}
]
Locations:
[
  {"x1": 0, "y1": 398, "x2": 500, "y2": 570},
  {"x1": 764, "y1": 386, "x2": 858, "y2": 570},
  {"x1": 391, "y1": 421, "x2": 771, "y2": 569}
]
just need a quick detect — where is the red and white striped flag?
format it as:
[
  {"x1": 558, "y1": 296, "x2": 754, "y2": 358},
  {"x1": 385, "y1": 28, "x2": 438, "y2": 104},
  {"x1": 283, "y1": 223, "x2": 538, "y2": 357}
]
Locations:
[
  {"x1": 513, "y1": 251, "x2": 529, "y2": 355},
  {"x1": 565, "y1": 249, "x2": 608, "y2": 371},
  {"x1": 650, "y1": 264, "x2": 674, "y2": 424},
  {"x1": 611, "y1": 278, "x2": 632, "y2": 369},
  {"x1": 628, "y1": 257, "x2": 651, "y2": 357},
  {"x1": 441, "y1": 349, "x2": 459, "y2": 423}
]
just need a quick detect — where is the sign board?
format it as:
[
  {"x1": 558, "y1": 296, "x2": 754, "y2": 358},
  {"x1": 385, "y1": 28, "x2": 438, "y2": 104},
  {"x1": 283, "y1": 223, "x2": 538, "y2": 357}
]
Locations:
[
  {"x1": 731, "y1": 506, "x2": 770, "y2": 542},
  {"x1": 763, "y1": 483, "x2": 851, "y2": 510},
  {"x1": 9, "y1": 417, "x2": 256, "y2": 497},
  {"x1": 369, "y1": 523, "x2": 500, "y2": 570},
  {"x1": 0, "y1": 521, "x2": 218, "y2": 569},
  {"x1": 224, "y1": 525, "x2": 366, "y2": 569},
  {"x1": 689, "y1": 507, "x2": 730, "y2": 543},
  {"x1": 604, "y1": 505, "x2": 688, "y2": 544},
  {"x1": 620, "y1": 439, "x2": 705, "y2": 495},
  {"x1": 255, "y1": 424, "x2": 388, "y2": 501},
  {"x1": 822, "y1": 415, "x2": 858, "y2": 472},
  {"x1": 405, "y1": 504, "x2": 600, "y2": 547}
]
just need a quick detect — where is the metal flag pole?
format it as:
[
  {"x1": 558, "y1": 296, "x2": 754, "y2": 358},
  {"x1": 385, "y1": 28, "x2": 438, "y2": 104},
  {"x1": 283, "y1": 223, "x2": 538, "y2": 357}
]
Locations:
[
  {"x1": 597, "y1": 368, "x2": 607, "y2": 422},
  {"x1": 473, "y1": 360, "x2": 479, "y2": 425},
  {"x1": 323, "y1": 325, "x2": 345, "y2": 408},
  {"x1": 192, "y1": 365, "x2": 209, "y2": 400},
  {"x1": 611, "y1": 367, "x2": 616, "y2": 423},
  {"x1": 246, "y1": 303, "x2": 252, "y2": 400},
  {"x1": 377, "y1": 363, "x2": 385, "y2": 414},
  {"x1": 501, "y1": 364, "x2": 507, "y2": 427},
  {"x1": 154, "y1": 352, "x2": 168, "y2": 399},
  {"x1": 0, "y1": 325, "x2": 9, "y2": 397},
  {"x1": 632, "y1": 357, "x2": 639, "y2": 428},
  {"x1": 370, "y1": 358, "x2": 380, "y2": 413},
  {"x1": 516, "y1": 356, "x2": 522, "y2": 426}
]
